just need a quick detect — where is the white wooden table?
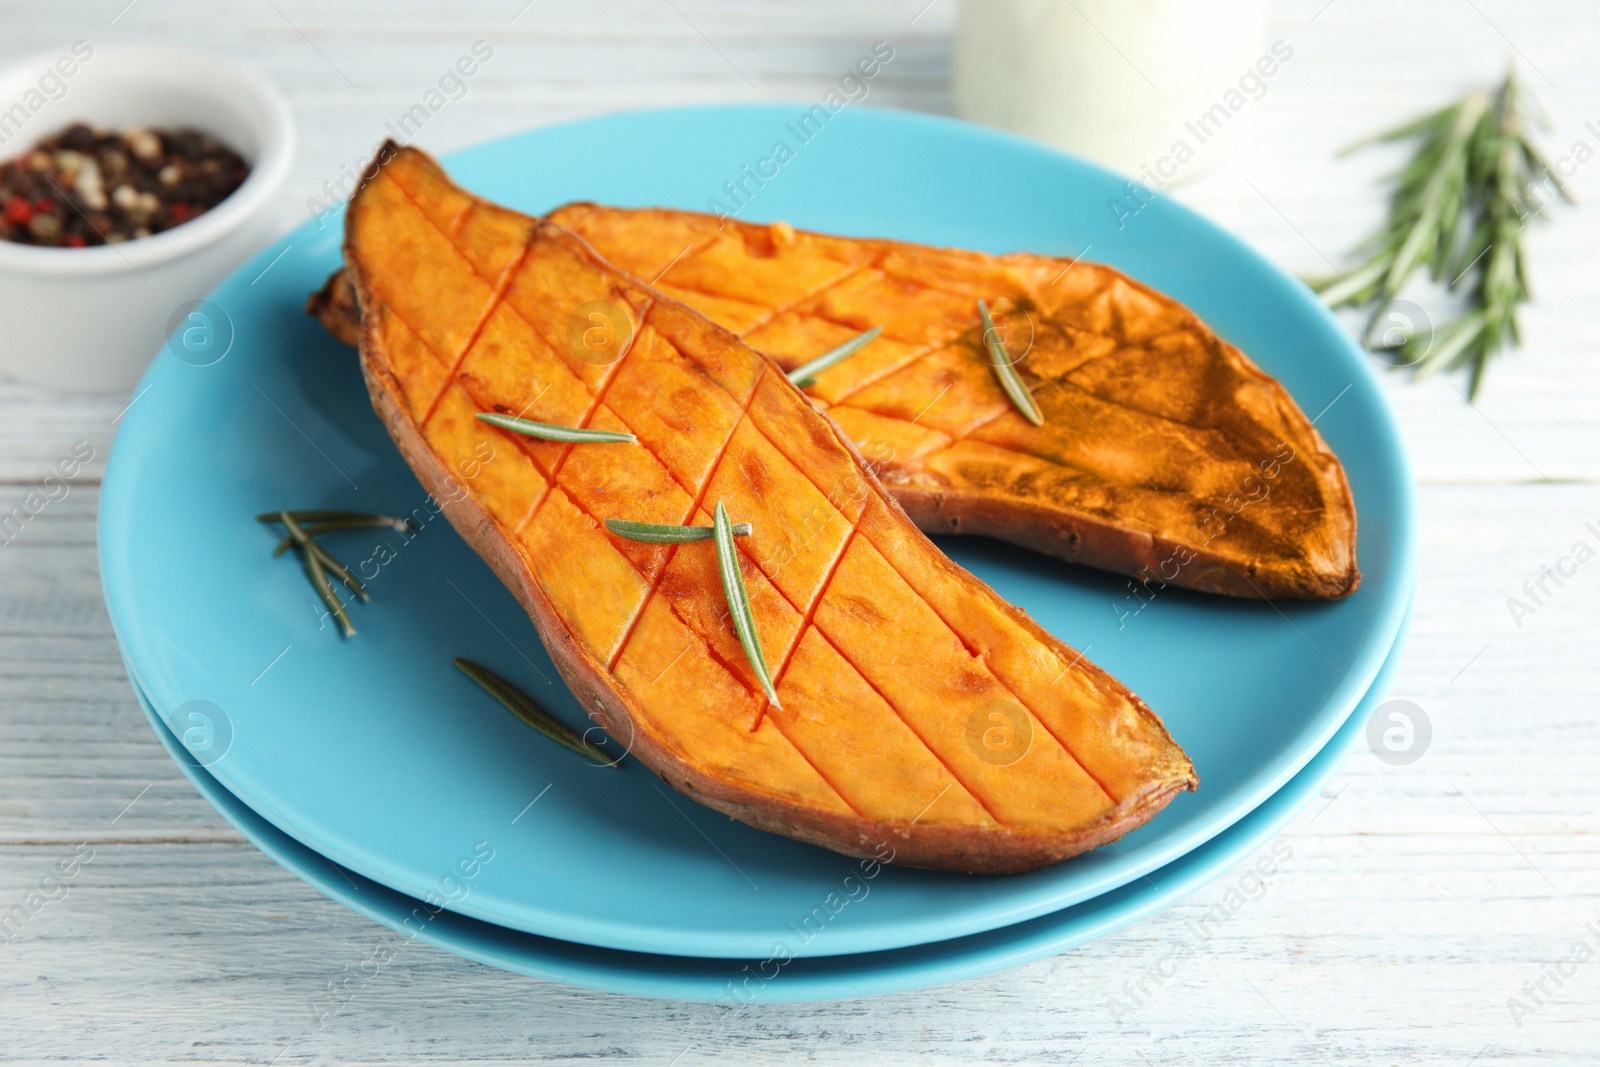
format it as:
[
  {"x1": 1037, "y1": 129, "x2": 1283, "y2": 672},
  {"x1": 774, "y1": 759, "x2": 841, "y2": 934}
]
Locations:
[{"x1": 2, "y1": 1, "x2": 1597, "y2": 1062}]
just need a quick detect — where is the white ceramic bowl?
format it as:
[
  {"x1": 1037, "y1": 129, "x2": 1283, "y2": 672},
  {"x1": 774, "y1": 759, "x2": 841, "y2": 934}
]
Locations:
[{"x1": 0, "y1": 45, "x2": 294, "y2": 392}]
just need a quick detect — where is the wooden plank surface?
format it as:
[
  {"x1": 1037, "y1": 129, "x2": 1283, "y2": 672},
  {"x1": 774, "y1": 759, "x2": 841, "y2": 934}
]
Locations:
[{"x1": 1, "y1": 0, "x2": 1597, "y2": 1063}]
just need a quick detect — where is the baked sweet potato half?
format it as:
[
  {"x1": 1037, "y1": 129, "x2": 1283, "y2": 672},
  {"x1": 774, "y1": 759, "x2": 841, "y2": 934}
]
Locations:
[
  {"x1": 339, "y1": 144, "x2": 1196, "y2": 874},
  {"x1": 315, "y1": 199, "x2": 1358, "y2": 601}
]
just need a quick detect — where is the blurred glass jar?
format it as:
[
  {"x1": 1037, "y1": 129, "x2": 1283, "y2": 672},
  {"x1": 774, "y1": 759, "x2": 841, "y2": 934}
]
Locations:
[{"x1": 954, "y1": 0, "x2": 1273, "y2": 181}]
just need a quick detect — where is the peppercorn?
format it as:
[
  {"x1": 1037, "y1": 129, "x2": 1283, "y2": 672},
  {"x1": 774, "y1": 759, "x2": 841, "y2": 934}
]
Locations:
[{"x1": 0, "y1": 122, "x2": 249, "y2": 247}]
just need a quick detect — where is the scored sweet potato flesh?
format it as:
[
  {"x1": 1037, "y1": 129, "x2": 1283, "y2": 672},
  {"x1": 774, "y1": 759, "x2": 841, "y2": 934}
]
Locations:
[
  {"x1": 318, "y1": 200, "x2": 1358, "y2": 600},
  {"x1": 549, "y1": 204, "x2": 1359, "y2": 601},
  {"x1": 341, "y1": 145, "x2": 1197, "y2": 874}
]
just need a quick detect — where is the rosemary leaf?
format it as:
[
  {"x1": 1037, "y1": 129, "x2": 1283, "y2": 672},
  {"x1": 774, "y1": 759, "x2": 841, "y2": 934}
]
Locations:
[
  {"x1": 305, "y1": 551, "x2": 356, "y2": 637},
  {"x1": 713, "y1": 501, "x2": 780, "y2": 709},
  {"x1": 1311, "y1": 256, "x2": 1390, "y2": 310},
  {"x1": 604, "y1": 517, "x2": 752, "y2": 544},
  {"x1": 257, "y1": 510, "x2": 410, "y2": 530},
  {"x1": 271, "y1": 517, "x2": 413, "y2": 558},
  {"x1": 281, "y1": 512, "x2": 356, "y2": 637},
  {"x1": 305, "y1": 539, "x2": 369, "y2": 602},
  {"x1": 977, "y1": 300, "x2": 1044, "y2": 426},
  {"x1": 476, "y1": 412, "x2": 636, "y2": 444},
  {"x1": 453, "y1": 657, "x2": 617, "y2": 766},
  {"x1": 786, "y1": 326, "x2": 882, "y2": 389}
]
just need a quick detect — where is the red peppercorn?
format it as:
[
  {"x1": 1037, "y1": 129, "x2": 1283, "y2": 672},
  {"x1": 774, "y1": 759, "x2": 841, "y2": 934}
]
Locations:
[
  {"x1": 4, "y1": 196, "x2": 32, "y2": 224},
  {"x1": 63, "y1": 233, "x2": 87, "y2": 247},
  {"x1": 32, "y1": 197, "x2": 54, "y2": 214},
  {"x1": 168, "y1": 202, "x2": 193, "y2": 223}
]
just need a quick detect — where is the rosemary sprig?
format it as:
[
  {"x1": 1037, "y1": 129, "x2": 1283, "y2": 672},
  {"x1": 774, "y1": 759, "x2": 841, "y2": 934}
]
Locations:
[
  {"x1": 977, "y1": 300, "x2": 1043, "y2": 426},
  {"x1": 260, "y1": 509, "x2": 408, "y2": 638},
  {"x1": 453, "y1": 657, "x2": 618, "y2": 766},
  {"x1": 788, "y1": 326, "x2": 882, "y2": 389},
  {"x1": 604, "y1": 517, "x2": 752, "y2": 544},
  {"x1": 1311, "y1": 68, "x2": 1572, "y2": 399},
  {"x1": 275, "y1": 511, "x2": 358, "y2": 637},
  {"x1": 712, "y1": 501, "x2": 780, "y2": 709},
  {"x1": 476, "y1": 412, "x2": 636, "y2": 444}
]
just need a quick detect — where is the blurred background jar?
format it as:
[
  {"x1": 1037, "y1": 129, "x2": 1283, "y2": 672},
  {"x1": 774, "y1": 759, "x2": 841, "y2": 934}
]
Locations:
[{"x1": 954, "y1": 0, "x2": 1273, "y2": 182}]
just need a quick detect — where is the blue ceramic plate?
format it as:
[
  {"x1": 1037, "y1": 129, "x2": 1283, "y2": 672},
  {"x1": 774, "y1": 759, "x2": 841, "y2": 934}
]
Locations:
[
  {"x1": 130, "y1": 602, "x2": 1405, "y2": 1001},
  {"x1": 101, "y1": 105, "x2": 1414, "y2": 959}
]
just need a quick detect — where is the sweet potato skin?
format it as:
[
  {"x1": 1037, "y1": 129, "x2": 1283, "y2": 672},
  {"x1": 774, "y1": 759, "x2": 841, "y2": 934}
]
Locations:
[
  {"x1": 307, "y1": 269, "x2": 360, "y2": 347},
  {"x1": 341, "y1": 146, "x2": 1197, "y2": 874}
]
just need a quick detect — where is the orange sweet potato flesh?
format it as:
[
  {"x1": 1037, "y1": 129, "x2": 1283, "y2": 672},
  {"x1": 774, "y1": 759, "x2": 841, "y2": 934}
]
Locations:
[
  {"x1": 340, "y1": 144, "x2": 1196, "y2": 874},
  {"x1": 554, "y1": 204, "x2": 1359, "y2": 601},
  {"x1": 317, "y1": 200, "x2": 1358, "y2": 600}
]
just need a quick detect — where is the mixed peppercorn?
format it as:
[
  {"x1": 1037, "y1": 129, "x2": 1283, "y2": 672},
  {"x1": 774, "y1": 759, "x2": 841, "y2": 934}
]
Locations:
[{"x1": 0, "y1": 123, "x2": 249, "y2": 248}]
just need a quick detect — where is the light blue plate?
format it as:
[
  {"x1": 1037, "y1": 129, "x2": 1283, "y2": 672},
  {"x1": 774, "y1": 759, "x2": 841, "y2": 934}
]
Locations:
[
  {"x1": 100, "y1": 105, "x2": 1414, "y2": 960},
  {"x1": 130, "y1": 602, "x2": 1405, "y2": 1002}
]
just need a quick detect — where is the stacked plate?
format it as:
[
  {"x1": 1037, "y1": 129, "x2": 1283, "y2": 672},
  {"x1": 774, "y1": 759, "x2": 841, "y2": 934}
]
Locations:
[{"x1": 100, "y1": 107, "x2": 1414, "y2": 1002}]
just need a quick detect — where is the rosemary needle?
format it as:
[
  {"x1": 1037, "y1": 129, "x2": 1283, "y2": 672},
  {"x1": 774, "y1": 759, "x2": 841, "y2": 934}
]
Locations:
[
  {"x1": 280, "y1": 511, "x2": 356, "y2": 638},
  {"x1": 271, "y1": 516, "x2": 413, "y2": 555},
  {"x1": 304, "y1": 538, "x2": 369, "y2": 602},
  {"x1": 257, "y1": 510, "x2": 410, "y2": 528},
  {"x1": 977, "y1": 300, "x2": 1044, "y2": 426},
  {"x1": 476, "y1": 412, "x2": 636, "y2": 444},
  {"x1": 713, "y1": 500, "x2": 780, "y2": 710},
  {"x1": 453, "y1": 657, "x2": 617, "y2": 766},
  {"x1": 787, "y1": 326, "x2": 882, "y2": 390},
  {"x1": 304, "y1": 550, "x2": 355, "y2": 638},
  {"x1": 604, "y1": 517, "x2": 752, "y2": 544}
]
